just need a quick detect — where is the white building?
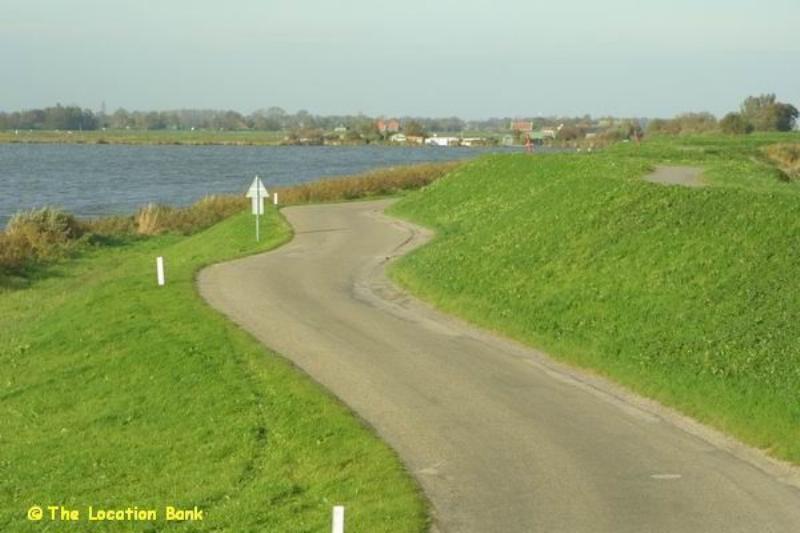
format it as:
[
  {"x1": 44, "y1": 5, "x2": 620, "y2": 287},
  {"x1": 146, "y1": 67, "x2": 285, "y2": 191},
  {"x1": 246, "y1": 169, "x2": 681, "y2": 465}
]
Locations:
[{"x1": 425, "y1": 136, "x2": 460, "y2": 147}]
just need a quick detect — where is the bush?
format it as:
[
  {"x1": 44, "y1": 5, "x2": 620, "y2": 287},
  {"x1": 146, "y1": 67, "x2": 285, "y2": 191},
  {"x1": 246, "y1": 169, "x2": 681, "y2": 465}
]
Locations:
[
  {"x1": 763, "y1": 143, "x2": 800, "y2": 180},
  {"x1": 0, "y1": 208, "x2": 85, "y2": 274},
  {"x1": 720, "y1": 113, "x2": 753, "y2": 135},
  {"x1": 0, "y1": 197, "x2": 247, "y2": 276},
  {"x1": 135, "y1": 195, "x2": 247, "y2": 235},
  {"x1": 648, "y1": 113, "x2": 718, "y2": 135}
]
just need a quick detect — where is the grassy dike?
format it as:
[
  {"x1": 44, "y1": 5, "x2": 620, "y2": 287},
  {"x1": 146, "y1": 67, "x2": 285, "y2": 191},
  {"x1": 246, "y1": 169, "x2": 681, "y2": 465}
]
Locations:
[
  {"x1": 0, "y1": 209, "x2": 426, "y2": 530},
  {"x1": 388, "y1": 150, "x2": 800, "y2": 464}
]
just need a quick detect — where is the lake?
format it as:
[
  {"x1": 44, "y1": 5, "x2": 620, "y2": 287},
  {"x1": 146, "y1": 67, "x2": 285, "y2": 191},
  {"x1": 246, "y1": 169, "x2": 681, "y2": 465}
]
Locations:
[{"x1": 0, "y1": 144, "x2": 523, "y2": 227}]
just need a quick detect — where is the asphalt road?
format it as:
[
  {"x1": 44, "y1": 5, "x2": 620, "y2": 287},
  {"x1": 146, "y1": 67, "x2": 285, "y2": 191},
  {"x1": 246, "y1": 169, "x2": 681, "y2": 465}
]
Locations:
[{"x1": 199, "y1": 199, "x2": 800, "y2": 533}]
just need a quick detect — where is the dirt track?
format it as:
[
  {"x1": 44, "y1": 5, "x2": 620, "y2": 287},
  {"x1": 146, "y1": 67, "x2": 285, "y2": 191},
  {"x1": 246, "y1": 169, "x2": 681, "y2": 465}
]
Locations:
[{"x1": 644, "y1": 165, "x2": 705, "y2": 187}]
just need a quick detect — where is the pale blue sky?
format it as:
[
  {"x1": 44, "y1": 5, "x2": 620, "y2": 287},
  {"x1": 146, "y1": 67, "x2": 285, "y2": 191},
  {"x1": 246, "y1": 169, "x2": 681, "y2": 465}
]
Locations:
[{"x1": 2, "y1": 0, "x2": 798, "y2": 118}]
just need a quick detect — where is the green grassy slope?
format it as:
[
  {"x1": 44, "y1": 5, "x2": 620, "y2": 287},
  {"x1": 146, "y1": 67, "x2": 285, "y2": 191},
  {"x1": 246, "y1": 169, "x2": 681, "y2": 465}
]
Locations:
[
  {"x1": 607, "y1": 132, "x2": 800, "y2": 193},
  {"x1": 389, "y1": 151, "x2": 800, "y2": 463},
  {"x1": 0, "y1": 210, "x2": 426, "y2": 531}
]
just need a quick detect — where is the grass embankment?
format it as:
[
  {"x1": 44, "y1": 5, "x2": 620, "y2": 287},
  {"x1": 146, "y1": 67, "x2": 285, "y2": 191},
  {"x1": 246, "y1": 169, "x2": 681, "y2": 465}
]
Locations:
[
  {"x1": 0, "y1": 208, "x2": 427, "y2": 531},
  {"x1": 389, "y1": 146, "x2": 800, "y2": 464},
  {"x1": 611, "y1": 132, "x2": 800, "y2": 193},
  {"x1": 0, "y1": 129, "x2": 286, "y2": 146}
]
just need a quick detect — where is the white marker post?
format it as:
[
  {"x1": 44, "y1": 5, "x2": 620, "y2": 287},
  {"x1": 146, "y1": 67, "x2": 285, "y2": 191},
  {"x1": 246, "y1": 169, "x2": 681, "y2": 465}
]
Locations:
[
  {"x1": 332, "y1": 506, "x2": 345, "y2": 533},
  {"x1": 156, "y1": 256, "x2": 165, "y2": 286},
  {"x1": 245, "y1": 176, "x2": 269, "y2": 242},
  {"x1": 273, "y1": 191, "x2": 278, "y2": 206}
]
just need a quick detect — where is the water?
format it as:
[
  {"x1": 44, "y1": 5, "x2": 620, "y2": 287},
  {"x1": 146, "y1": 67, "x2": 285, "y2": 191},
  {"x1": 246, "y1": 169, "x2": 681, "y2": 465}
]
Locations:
[{"x1": 0, "y1": 144, "x2": 522, "y2": 227}]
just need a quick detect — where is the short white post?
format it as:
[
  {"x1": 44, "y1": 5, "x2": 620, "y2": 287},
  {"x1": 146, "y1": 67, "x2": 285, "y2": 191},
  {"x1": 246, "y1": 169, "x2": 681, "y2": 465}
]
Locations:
[
  {"x1": 273, "y1": 192, "x2": 278, "y2": 206},
  {"x1": 156, "y1": 256, "x2": 165, "y2": 286},
  {"x1": 332, "y1": 506, "x2": 344, "y2": 533}
]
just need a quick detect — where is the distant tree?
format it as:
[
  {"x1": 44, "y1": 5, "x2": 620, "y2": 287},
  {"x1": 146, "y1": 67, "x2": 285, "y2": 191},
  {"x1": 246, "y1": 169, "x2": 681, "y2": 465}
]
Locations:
[
  {"x1": 719, "y1": 113, "x2": 753, "y2": 135},
  {"x1": 110, "y1": 108, "x2": 132, "y2": 129},
  {"x1": 265, "y1": 106, "x2": 287, "y2": 119},
  {"x1": 645, "y1": 112, "x2": 715, "y2": 135},
  {"x1": 250, "y1": 109, "x2": 283, "y2": 130},
  {"x1": 403, "y1": 120, "x2": 426, "y2": 137},
  {"x1": 646, "y1": 118, "x2": 673, "y2": 135},
  {"x1": 674, "y1": 112, "x2": 717, "y2": 133},
  {"x1": 143, "y1": 111, "x2": 166, "y2": 130},
  {"x1": 354, "y1": 118, "x2": 379, "y2": 142},
  {"x1": 557, "y1": 125, "x2": 585, "y2": 141},
  {"x1": 772, "y1": 102, "x2": 799, "y2": 131},
  {"x1": 293, "y1": 109, "x2": 316, "y2": 129},
  {"x1": 214, "y1": 110, "x2": 246, "y2": 130},
  {"x1": 38, "y1": 105, "x2": 97, "y2": 130},
  {"x1": 741, "y1": 94, "x2": 799, "y2": 132}
]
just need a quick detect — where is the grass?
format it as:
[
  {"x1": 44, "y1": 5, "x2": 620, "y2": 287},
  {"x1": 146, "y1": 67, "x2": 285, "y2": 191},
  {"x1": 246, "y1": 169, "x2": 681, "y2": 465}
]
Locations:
[
  {"x1": 275, "y1": 162, "x2": 462, "y2": 205},
  {"x1": 388, "y1": 139, "x2": 800, "y2": 464},
  {"x1": 0, "y1": 208, "x2": 427, "y2": 531},
  {"x1": 608, "y1": 132, "x2": 800, "y2": 193}
]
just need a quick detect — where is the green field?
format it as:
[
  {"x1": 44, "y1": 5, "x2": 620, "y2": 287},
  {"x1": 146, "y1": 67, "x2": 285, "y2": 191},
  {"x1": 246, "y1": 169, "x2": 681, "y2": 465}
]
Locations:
[
  {"x1": 0, "y1": 129, "x2": 287, "y2": 146},
  {"x1": 0, "y1": 209, "x2": 426, "y2": 531},
  {"x1": 389, "y1": 133, "x2": 800, "y2": 464}
]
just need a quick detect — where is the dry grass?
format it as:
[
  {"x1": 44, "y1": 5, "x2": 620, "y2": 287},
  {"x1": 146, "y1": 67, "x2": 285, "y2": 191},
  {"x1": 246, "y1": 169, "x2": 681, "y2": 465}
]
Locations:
[
  {"x1": 275, "y1": 161, "x2": 461, "y2": 205},
  {"x1": 82, "y1": 214, "x2": 136, "y2": 236},
  {"x1": 134, "y1": 195, "x2": 246, "y2": 236},
  {"x1": 763, "y1": 143, "x2": 800, "y2": 180},
  {"x1": 0, "y1": 208, "x2": 85, "y2": 273},
  {"x1": 0, "y1": 197, "x2": 247, "y2": 275}
]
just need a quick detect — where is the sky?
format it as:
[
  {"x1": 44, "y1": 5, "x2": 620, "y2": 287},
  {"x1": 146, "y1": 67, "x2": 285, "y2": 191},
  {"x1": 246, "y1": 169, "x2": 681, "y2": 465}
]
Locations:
[{"x1": 1, "y1": 0, "x2": 798, "y2": 119}]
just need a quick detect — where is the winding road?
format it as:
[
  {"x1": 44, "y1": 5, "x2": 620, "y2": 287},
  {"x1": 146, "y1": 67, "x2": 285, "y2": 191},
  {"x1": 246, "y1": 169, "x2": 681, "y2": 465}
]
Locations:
[{"x1": 199, "y1": 200, "x2": 800, "y2": 533}]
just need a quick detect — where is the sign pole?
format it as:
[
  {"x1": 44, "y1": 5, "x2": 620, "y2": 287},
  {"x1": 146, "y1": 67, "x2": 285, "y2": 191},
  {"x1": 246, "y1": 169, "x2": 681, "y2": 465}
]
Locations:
[
  {"x1": 246, "y1": 175, "x2": 267, "y2": 242},
  {"x1": 255, "y1": 175, "x2": 261, "y2": 242}
]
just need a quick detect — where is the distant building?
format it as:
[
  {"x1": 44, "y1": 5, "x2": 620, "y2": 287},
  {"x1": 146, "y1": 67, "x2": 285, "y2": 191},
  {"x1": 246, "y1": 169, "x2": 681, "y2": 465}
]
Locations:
[
  {"x1": 461, "y1": 137, "x2": 488, "y2": 147},
  {"x1": 510, "y1": 120, "x2": 534, "y2": 132},
  {"x1": 377, "y1": 119, "x2": 401, "y2": 133},
  {"x1": 425, "y1": 136, "x2": 460, "y2": 147},
  {"x1": 406, "y1": 135, "x2": 426, "y2": 145},
  {"x1": 333, "y1": 124, "x2": 348, "y2": 133}
]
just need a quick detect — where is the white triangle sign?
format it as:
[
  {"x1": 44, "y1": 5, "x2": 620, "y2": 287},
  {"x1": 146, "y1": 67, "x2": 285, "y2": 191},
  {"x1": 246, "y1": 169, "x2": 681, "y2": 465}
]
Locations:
[
  {"x1": 245, "y1": 176, "x2": 268, "y2": 198},
  {"x1": 246, "y1": 176, "x2": 268, "y2": 216}
]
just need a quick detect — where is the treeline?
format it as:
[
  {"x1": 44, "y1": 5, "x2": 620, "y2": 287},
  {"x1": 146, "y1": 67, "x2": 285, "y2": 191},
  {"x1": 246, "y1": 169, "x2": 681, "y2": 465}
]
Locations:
[
  {"x1": 0, "y1": 104, "x2": 638, "y2": 136},
  {"x1": 0, "y1": 105, "x2": 472, "y2": 133},
  {"x1": 0, "y1": 105, "x2": 99, "y2": 131},
  {"x1": 648, "y1": 94, "x2": 798, "y2": 135}
]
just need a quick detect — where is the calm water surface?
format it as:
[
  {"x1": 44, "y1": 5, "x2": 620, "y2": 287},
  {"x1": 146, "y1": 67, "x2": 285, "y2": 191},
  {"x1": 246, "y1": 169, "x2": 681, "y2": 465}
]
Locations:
[{"x1": 0, "y1": 144, "x2": 524, "y2": 227}]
